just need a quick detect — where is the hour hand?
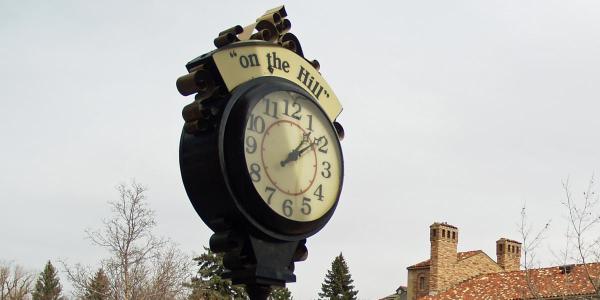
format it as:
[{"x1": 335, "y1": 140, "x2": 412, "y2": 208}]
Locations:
[
  {"x1": 280, "y1": 132, "x2": 312, "y2": 167},
  {"x1": 280, "y1": 150, "x2": 300, "y2": 167}
]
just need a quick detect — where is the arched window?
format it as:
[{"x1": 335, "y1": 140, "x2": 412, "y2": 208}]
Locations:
[{"x1": 419, "y1": 275, "x2": 426, "y2": 291}]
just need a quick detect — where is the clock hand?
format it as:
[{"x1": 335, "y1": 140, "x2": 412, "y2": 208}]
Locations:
[
  {"x1": 301, "y1": 131, "x2": 312, "y2": 144},
  {"x1": 280, "y1": 149, "x2": 300, "y2": 167},
  {"x1": 280, "y1": 132, "x2": 312, "y2": 167},
  {"x1": 298, "y1": 141, "x2": 317, "y2": 157},
  {"x1": 293, "y1": 134, "x2": 307, "y2": 152}
]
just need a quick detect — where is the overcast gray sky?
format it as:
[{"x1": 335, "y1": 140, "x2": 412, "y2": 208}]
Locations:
[{"x1": 2, "y1": 1, "x2": 600, "y2": 299}]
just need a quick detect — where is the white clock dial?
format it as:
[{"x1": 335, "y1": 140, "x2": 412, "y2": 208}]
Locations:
[{"x1": 243, "y1": 91, "x2": 342, "y2": 222}]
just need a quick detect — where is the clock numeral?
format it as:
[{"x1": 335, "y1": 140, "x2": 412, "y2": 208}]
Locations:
[
  {"x1": 249, "y1": 163, "x2": 261, "y2": 182},
  {"x1": 321, "y1": 161, "x2": 331, "y2": 178},
  {"x1": 282, "y1": 199, "x2": 293, "y2": 217},
  {"x1": 306, "y1": 114, "x2": 313, "y2": 131},
  {"x1": 283, "y1": 99, "x2": 302, "y2": 120},
  {"x1": 264, "y1": 98, "x2": 278, "y2": 119},
  {"x1": 314, "y1": 136, "x2": 328, "y2": 154},
  {"x1": 314, "y1": 184, "x2": 324, "y2": 201},
  {"x1": 265, "y1": 186, "x2": 276, "y2": 205},
  {"x1": 245, "y1": 136, "x2": 257, "y2": 154},
  {"x1": 301, "y1": 197, "x2": 312, "y2": 215},
  {"x1": 247, "y1": 114, "x2": 265, "y2": 133}
]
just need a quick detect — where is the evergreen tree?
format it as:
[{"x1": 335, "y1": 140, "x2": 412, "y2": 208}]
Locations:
[
  {"x1": 318, "y1": 253, "x2": 358, "y2": 300},
  {"x1": 187, "y1": 247, "x2": 247, "y2": 299},
  {"x1": 84, "y1": 268, "x2": 111, "y2": 300},
  {"x1": 269, "y1": 287, "x2": 292, "y2": 300},
  {"x1": 32, "y1": 261, "x2": 62, "y2": 300}
]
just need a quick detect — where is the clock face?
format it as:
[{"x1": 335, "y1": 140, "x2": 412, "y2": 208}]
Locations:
[{"x1": 243, "y1": 91, "x2": 342, "y2": 222}]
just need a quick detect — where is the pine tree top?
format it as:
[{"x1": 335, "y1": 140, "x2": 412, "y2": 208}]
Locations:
[
  {"x1": 32, "y1": 260, "x2": 62, "y2": 300},
  {"x1": 84, "y1": 268, "x2": 111, "y2": 300},
  {"x1": 319, "y1": 253, "x2": 358, "y2": 300}
]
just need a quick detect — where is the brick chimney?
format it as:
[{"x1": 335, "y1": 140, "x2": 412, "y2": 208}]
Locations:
[
  {"x1": 429, "y1": 222, "x2": 458, "y2": 295},
  {"x1": 496, "y1": 238, "x2": 521, "y2": 272}
]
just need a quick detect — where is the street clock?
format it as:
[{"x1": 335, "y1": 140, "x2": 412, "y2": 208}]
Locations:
[{"x1": 176, "y1": 6, "x2": 344, "y2": 298}]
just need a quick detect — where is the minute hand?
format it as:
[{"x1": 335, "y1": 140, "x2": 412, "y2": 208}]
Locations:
[{"x1": 298, "y1": 142, "x2": 317, "y2": 157}]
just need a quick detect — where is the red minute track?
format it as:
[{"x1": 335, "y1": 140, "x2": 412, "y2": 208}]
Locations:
[{"x1": 260, "y1": 120, "x2": 318, "y2": 196}]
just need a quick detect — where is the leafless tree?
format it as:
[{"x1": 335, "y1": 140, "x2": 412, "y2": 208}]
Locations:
[
  {"x1": 143, "y1": 244, "x2": 192, "y2": 299},
  {"x1": 562, "y1": 176, "x2": 600, "y2": 295},
  {"x1": 516, "y1": 176, "x2": 600, "y2": 299},
  {"x1": 518, "y1": 205, "x2": 551, "y2": 299},
  {"x1": 549, "y1": 224, "x2": 575, "y2": 296},
  {"x1": 63, "y1": 181, "x2": 192, "y2": 300},
  {"x1": 0, "y1": 261, "x2": 33, "y2": 300}
]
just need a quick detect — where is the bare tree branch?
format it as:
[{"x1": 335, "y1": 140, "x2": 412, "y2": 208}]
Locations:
[
  {"x1": 562, "y1": 176, "x2": 600, "y2": 295},
  {"x1": 63, "y1": 181, "x2": 193, "y2": 300},
  {"x1": 0, "y1": 261, "x2": 34, "y2": 300},
  {"x1": 519, "y1": 205, "x2": 551, "y2": 299}
]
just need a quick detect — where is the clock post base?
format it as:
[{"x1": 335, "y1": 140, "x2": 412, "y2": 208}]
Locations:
[{"x1": 214, "y1": 232, "x2": 306, "y2": 299}]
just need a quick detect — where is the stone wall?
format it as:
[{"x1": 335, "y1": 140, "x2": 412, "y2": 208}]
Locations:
[
  {"x1": 407, "y1": 268, "x2": 430, "y2": 300},
  {"x1": 453, "y1": 252, "x2": 504, "y2": 284}
]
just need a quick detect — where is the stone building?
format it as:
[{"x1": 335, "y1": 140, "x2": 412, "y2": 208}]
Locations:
[
  {"x1": 406, "y1": 222, "x2": 600, "y2": 300},
  {"x1": 407, "y1": 222, "x2": 521, "y2": 299}
]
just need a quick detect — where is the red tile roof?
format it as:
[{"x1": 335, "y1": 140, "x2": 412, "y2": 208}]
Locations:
[
  {"x1": 407, "y1": 250, "x2": 483, "y2": 270},
  {"x1": 420, "y1": 263, "x2": 600, "y2": 300}
]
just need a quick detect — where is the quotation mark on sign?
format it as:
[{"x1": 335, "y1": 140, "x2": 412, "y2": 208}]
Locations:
[{"x1": 229, "y1": 50, "x2": 237, "y2": 58}]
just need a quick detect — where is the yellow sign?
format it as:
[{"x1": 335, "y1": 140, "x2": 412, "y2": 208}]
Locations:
[{"x1": 212, "y1": 42, "x2": 342, "y2": 121}]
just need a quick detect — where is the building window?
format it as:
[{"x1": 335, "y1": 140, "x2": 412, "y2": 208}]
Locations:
[
  {"x1": 419, "y1": 275, "x2": 426, "y2": 291},
  {"x1": 517, "y1": 246, "x2": 520, "y2": 253},
  {"x1": 452, "y1": 231, "x2": 456, "y2": 239},
  {"x1": 431, "y1": 229, "x2": 436, "y2": 238},
  {"x1": 498, "y1": 244, "x2": 503, "y2": 253},
  {"x1": 442, "y1": 229, "x2": 446, "y2": 238}
]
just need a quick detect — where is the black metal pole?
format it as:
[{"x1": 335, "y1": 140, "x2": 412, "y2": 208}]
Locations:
[{"x1": 246, "y1": 284, "x2": 271, "y2": 300}]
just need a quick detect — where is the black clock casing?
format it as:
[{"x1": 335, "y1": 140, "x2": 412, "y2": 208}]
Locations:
[{"x1": 179, "y1": 77, "x2": 343, "y2": 241}]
